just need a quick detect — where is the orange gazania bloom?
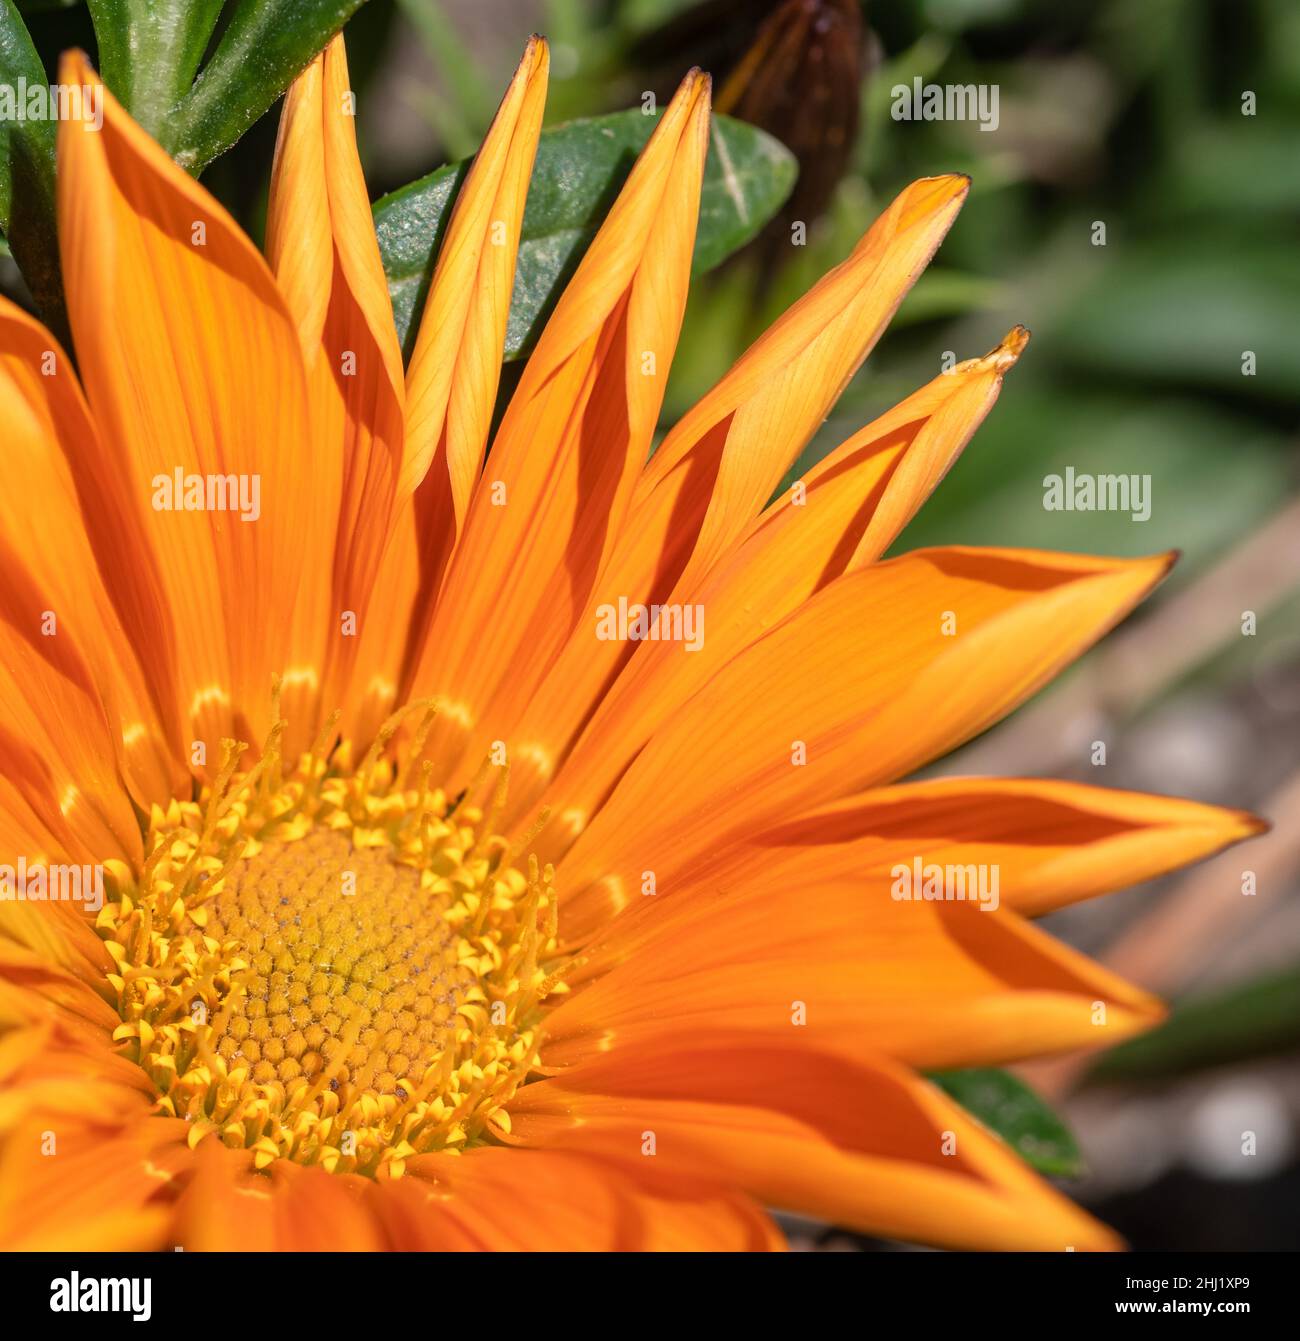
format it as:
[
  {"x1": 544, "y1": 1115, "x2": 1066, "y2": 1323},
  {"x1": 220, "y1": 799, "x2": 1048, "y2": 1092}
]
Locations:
[{"x1": 0, "y1": 35, "x2": 1263, "y2": 1253}]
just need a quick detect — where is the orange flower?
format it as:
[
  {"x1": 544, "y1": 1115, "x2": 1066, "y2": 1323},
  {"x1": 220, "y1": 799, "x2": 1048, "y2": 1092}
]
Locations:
[{"x1": 0, "y1": 35, "x2": 1263, "y2": 1252}]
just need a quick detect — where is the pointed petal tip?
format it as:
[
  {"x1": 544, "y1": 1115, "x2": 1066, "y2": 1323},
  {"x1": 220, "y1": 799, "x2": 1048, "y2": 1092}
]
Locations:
[
  {"x1": 58, "y1": 47, "x2": 95, "y2": 82},
  {"x1": 649, "y1": 68, "x2": 711, "y2": 143},
  {"x1": 976, "y1": 325, "x2": 1031, "y2": 374},
  {"x1": 1111, "y1": 548, "x2": 1179, "y2": 586},
  {"x1": 1234, "y1": 810, "x2": 1272, "y2": 839},
  {"x1": 675, "y1": 66, "x2": 713, "y2": 107},
  {"x1": 55, "y1": 48, "x2": 118, "y2": 138},
  {"x1": 895, "y1": 173, "x2": 971, "y2": 232},
  {"x1": 998, "y1": 324, "x2": 1031, "y2": 362},
  {"x1": 1113, "y1": 548, "x2": 1179, "y2": 602},
  {"x1": 521, "y1": 33, "x2": 550, "y2": 69},
  {"x1": 927, "y1": 171, "x2": 971, "y2": 199}
]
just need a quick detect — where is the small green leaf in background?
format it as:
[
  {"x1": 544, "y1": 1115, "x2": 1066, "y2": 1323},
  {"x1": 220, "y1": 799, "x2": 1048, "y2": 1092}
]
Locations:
[
  {"x1": 374, "y1": 107, "x2": 797, "y2": 361},
  {"x1": 929, "y1": 1068, "x2": 1084, "y2": 1178},
  {"x1": 0, "y1": 0, "x2": 61, "y2": 329},
  {"x1": 88, "y1": 0, "x2": 225, "y2": 139},
  {"x1": 166, "y1": 0, "x2": 368, "y2": 174},
  {"x1": 1088, "y1": 964, "x2": 1300, "y2": 1084}
]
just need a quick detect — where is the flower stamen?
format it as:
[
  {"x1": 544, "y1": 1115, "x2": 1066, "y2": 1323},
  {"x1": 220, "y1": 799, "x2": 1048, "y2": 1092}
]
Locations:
[{"x1": 98, "y1": 707, "x2": 566, "y2": 1179}]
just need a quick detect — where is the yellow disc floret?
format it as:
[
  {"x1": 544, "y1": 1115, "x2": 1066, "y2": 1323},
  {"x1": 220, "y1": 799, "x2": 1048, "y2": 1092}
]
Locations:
[{"x1": 97, "y1": 702, "x2": 564, "y2": 1179}]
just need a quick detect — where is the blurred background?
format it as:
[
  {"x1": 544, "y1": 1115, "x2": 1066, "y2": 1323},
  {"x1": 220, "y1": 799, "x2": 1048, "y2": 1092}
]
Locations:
[{"x1": 9, "y1": 0, "x2": 1299, "y2": 1250}]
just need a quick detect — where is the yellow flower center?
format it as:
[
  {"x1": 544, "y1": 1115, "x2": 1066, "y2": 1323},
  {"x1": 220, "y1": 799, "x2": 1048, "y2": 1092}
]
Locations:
[
  {"x1": 97, "y1": 703, "x2": 563, "y2": 1179},
  {"x1": 205, "y1": 828, "x2": 462, "y2": 1096}
]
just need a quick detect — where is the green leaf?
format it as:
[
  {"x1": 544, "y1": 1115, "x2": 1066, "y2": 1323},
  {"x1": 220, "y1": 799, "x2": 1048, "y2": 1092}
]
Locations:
[
  {"x1": 88, "y1": 0, "x2": 225, "y2": 138},
  {"x1": 0, "y1": 0, "x2": 62, "y2": 329},
  {"x1": 928, "y1": 1068, "x2": 1084, "y2": 1178},
  {"x1": 165, "y1": 0, "x2": 368, "y2": 173},
  {"x1": 374, "y1": 108, "x2": 797, "y2": 361},
  {"x1": 1088, "y1": 965, "x2": 1300, "y2": 1083}
]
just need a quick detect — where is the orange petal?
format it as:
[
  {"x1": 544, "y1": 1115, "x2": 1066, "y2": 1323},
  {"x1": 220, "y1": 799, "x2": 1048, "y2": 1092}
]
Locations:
[
  {"x1": 543, "y1": 830, "x2": 1163, "y2": 1070},
  {"x1": 265, "y1": 55, "x2": 332, "y2": 362},
  {"x1": 521, "y1": 327, "x2": 1028, "y2": 831},
  {"x1": 176, "y1": 1143, "x2": 388, "y2": 1251},
  {"x1": 57, "y1": 52, "x2": 313, "y2": 757},
  {"x1": 0, "y1": 879, "x2": 114, "y2": 990},
  {"x1": 382, "y1": 1145, "x2": 781, "y2": 1250},
  {"x1": 407, "y1": 71, "x2": 712, "y2": 778},
  {"x1": 174, "y1": 1141, "x2": 274, "y2": 1251},
  {"x1": 507, "y1": 1036, "x2": 1121, "y2": 1251},
  {"x1": 266, "y1": 1162, "x2": 387, "y2": 1250},
  {"x1": 0, "y1": 940, "x2": 121, "y2": 1034},
  {"x1": 345, "y1": 39, "x2": 550, "y2": 746},
  {"x1": 0, "y1": 614, "x2": 142, "y2": 864},
  {"x1": 0, "y1": 295, "x2": 184, "y2": 813},
  {"x1": 640, "y1": 173, "x2": 970, "y2": 579},
  {"x1": 0, "y1": 1012, "x2": 152, "y2": 1099},
  {"x1": 769, "y1": 775, "x2": 1268, "y2": 917},
  {"x1": 400, "y1": 35, "x2": 549, "y2": 512},
  {"x1": 506, "y1": 175, "x2": 970, "y2": 805},
  {"x1": 263, "y1": 50, "x2": 341, "y2": 749},
  {"x1": 344, "y1": 501, "x2": 419, "y2": 747},
  {"x1": 266, "y1": 34, "x2": 405, "y2": 749},
  {"x1": 556, "y1": 546, "x2": 1174, "y2": 930},
  {"x1": 0, "y1": 1108, "x2": 179, "y2": 1250},
  {"x1": 0, "y1": 779, "x2": 66, "y2": 864}
]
